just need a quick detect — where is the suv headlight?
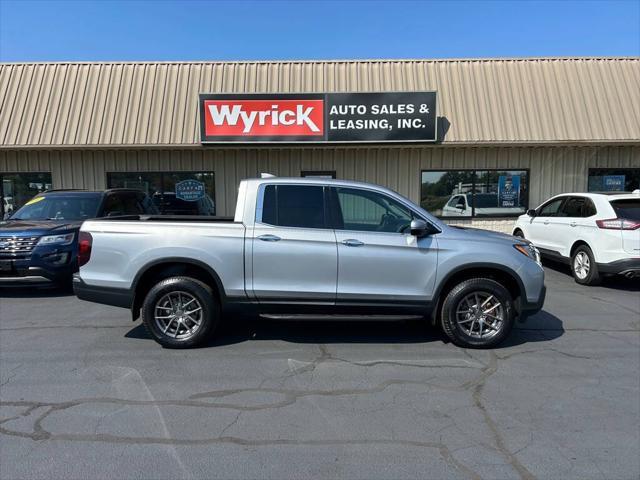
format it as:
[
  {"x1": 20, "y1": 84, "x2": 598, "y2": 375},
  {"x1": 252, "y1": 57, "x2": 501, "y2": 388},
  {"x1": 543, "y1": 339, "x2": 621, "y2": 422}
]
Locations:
[
  {"x1": 37, "y1": 233, "x2": 75, "y2": 246},
  {"x1": 514, "y1": 243, "x2": 541, "y2": 265}
]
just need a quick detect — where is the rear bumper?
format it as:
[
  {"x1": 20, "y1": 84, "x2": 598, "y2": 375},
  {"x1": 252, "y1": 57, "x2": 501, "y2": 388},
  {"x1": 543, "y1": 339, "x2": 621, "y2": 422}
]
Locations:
[
  {"x1": 73, "y1": 274, "x2": 132, "y2": 308},
  {"x1": 596, "y1": 258, "x2": 640, "y2": 276}
]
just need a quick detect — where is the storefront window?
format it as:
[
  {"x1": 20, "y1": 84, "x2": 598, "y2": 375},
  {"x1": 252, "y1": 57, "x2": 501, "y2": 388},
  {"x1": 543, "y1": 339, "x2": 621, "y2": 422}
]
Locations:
[
  {"x1": 588, "y1": 168, "x2": 640, "y2": 192},
  {"x1": 301, "y1": 170, "x2": 336, "y2": 179},
  {"x1": 1, "y1": 172, "x2": 53, "y2": 219},
  {"x1": 107, "y1": 172, "x2": 216, "y2": 215},
  {"x1": 420, "y1": 169, "x2": 529, "y2": 218}
]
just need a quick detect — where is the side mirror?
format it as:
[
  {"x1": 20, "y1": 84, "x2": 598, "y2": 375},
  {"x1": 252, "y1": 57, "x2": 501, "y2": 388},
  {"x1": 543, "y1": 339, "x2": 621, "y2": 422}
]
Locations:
[
  {"x1": 3, "y1": 212, "x2": 10, "y2": 220},
  {"x1": 410, "y1": 219, "x2": 434, "y2": 237},
  {"x1": 526, "y1": 209, "x2": 537, "y2": 217}
]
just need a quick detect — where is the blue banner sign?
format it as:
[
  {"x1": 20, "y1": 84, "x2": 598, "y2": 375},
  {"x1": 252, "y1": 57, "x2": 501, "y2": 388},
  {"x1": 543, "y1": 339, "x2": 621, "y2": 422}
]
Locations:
[
  {"x1": 498, "y1": 175, "x2": 520, "y2": 208},
  {"x1": 602, "y1": 175, "x2": 625, "y2": 191}
]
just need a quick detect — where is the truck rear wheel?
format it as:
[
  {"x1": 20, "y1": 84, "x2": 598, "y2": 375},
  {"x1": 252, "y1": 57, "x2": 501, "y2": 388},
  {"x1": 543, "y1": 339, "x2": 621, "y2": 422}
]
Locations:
[
  {"x1": 440, "y1": 278, "x2": 514, "y2": 348},
  {"x1": 141, "y1": 276, "x2": 219, "y2": 348}
]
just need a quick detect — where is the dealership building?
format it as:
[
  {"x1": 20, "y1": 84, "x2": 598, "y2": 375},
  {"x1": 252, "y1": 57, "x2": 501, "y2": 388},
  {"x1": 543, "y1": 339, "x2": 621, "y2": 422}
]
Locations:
[{"x1": 0, "y1": 57, "x2": 638, "y2": 231}]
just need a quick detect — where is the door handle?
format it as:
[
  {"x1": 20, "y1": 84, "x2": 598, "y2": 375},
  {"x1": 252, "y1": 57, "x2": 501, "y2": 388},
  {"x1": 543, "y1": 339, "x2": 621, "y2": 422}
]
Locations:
[
  {"x1": 543, "y1": 220, "x2": 550, "y2": 225},
  {"x1": 257, "y1": 234, "x2": 281, "y2": 242},
  {"x1": 570, "y1": 222, "x2": 577, "y2": 227},
  {"x1": 342, "y1": 239, "x2": 364, "y2": 247}
]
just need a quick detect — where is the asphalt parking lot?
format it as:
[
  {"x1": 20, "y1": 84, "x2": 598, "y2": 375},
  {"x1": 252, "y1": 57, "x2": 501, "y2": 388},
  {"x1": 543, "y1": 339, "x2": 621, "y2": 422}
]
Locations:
[{"x1": 1, "y1": 264, "x2": 639, "y2": 480}]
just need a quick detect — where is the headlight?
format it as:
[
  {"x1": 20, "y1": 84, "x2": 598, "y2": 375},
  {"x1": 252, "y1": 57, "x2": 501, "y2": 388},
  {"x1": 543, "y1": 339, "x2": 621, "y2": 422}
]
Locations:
[
  {"x1": 514, "y1": 243, "x2": 541, "y2": 265},
  {"x1": 37, "y1": 233, "x2": 75, "y2": 246}
]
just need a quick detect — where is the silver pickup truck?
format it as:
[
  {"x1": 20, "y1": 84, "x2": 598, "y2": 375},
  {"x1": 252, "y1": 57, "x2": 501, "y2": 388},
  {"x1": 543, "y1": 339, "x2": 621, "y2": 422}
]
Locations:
[{"x1": 74, "y1": 176, "x2": 545, "y2": 349}]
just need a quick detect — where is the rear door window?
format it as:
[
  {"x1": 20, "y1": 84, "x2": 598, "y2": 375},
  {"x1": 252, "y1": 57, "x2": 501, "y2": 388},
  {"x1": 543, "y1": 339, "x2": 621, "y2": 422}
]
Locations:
[
  {"x1": 560, "y1": 197, "x2": 586, "y2": 217},
  {"x1": 610, "y1": 199, "x2": 640, "y2": 220},
  {"x1": 260, "y1": 185, "x2": 326, "y2": 229},
  {"x1": 582, "y1": 198, "x2": 597, "y2": 217}
]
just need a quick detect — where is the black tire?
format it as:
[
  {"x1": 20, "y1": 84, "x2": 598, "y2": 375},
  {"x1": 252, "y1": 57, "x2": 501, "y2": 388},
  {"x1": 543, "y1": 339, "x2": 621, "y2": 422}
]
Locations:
[
  {"x1": 141, "y1": 276, "x2": 219, "y2": 348},
  {"x1": 440, "y1": 278, "x2": 515, "y2": 348},
  {"x1": 513, "y1": 229, "x2": 525, "y2": 239},
  {"x1": 570, "y1": 245, "x2": 601, "y2": 286}
]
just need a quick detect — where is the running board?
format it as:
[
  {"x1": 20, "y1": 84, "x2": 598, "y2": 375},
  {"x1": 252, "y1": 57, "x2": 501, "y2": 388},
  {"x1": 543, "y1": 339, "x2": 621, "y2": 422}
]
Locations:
[{"x1": 259, "y1": 314, "x2": 424, "y2": 322}]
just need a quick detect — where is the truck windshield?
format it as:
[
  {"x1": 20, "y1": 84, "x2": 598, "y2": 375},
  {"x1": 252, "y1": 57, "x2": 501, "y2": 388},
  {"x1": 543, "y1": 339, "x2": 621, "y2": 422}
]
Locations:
[{"x1": 9, "y1": 194, "x2": 102, "y2": 221}]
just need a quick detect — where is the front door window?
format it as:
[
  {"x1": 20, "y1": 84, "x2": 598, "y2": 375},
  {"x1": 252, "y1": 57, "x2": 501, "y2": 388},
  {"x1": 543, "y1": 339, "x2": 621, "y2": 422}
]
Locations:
[{"x1": 333, "y1": 187, "x2": 413, "y2": 234}]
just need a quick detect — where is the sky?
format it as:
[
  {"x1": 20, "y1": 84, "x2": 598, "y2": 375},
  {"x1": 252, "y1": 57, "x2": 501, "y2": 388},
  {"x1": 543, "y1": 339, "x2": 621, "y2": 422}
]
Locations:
[{"x1": 0, "y1": 0, "x2": 638, "y2": 62}]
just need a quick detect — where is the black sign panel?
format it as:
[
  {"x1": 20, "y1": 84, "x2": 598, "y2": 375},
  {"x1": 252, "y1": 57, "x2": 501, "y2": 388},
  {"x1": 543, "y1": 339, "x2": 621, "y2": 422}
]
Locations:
[
  {"x1": 326, "y1": 92, "x2": 436, "y2": 142},
  {"x1": 199, "y1": 92, "x2": 437, "y2": 143}
]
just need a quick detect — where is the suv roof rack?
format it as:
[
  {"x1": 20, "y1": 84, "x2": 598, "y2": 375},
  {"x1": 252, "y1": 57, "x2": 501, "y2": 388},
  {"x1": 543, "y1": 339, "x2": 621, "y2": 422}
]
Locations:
[{"x1": 260, "y1": 173, "x2": 277, "y2": 178}]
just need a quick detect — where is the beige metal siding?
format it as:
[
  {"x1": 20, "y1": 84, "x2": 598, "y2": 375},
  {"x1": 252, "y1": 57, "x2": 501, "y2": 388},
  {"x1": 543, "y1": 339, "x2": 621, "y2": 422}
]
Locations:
[
  {"x1": 2, "y1": 146, "x2": 638, "y2": 216},
  {"x1": 1, "y1": 58, "x2": 639, "y2": 148}
]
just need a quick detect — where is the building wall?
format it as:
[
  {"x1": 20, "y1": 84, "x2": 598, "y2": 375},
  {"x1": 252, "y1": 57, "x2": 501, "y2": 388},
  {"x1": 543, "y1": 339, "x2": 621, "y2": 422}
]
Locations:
[
  {"x1": 2, "y1": 59, "x2": 639, "y2": 147},
  {"x1": 1, "y1": 145, "x2": 638, "y2": 231}
]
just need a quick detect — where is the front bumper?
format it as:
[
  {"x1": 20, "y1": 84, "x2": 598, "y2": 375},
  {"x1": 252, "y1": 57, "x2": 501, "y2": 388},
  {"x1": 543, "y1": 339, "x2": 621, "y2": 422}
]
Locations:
[
  {"x1": 518, "y1": 284, "x2": 546, "y2": 321},
  {"x1": 0, "y1": 243, "x2": 77, "y2": 284},
  {"x1": 596, "y1": 258, "x2": 640, "y2": 277}
]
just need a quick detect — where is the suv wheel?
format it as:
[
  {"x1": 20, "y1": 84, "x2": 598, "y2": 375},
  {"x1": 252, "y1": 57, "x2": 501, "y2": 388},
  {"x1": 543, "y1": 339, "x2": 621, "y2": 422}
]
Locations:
[
  {"x1": 440, "y1": 278, "x2": 514, "y2": 348},
  {"x1": 141, "y1": 276, "x2": 219, "y2": 348},
  {"x1": 571, "y1": 245, "x2": 600, "y2": 286}
]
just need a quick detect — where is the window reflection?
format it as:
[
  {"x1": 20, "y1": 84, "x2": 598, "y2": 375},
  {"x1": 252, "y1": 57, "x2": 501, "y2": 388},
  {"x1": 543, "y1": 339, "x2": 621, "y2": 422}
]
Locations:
[
  {"x1": 107, "y1": 172, "x2": 216, "y2": 215},
  {"x1": 421, "y1": 170, "x2": 528, "y2": 218}
]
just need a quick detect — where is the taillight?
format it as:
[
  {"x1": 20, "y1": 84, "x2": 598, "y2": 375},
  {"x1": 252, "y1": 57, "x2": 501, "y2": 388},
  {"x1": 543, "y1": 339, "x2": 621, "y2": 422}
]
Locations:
[
  {"x1": 77, "y1": 231, "x2": 93, "y2": 267},
  {"x1": 596, "y1": 218, "x2": 640, "y2": 230}
]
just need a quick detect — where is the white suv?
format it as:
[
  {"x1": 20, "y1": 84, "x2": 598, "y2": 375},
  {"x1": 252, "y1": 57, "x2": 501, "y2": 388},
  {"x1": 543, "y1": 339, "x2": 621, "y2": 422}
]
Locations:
[{"x1": 513, "y1": 191, "x2": 640, "y2": 285}]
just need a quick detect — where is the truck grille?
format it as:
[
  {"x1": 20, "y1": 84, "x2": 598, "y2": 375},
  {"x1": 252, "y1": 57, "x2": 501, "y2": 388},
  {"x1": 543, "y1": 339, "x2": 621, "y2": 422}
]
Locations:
[{"x1": 0, "y1": 236, "x2": 40, "y2": 258}]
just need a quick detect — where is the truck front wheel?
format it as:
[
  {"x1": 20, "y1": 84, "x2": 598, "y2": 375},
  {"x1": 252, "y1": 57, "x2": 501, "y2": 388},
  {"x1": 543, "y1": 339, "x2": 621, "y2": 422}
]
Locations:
[
  {"x1": 440, "y1": 278, "x2": 515, "y2": 348},
  {"x1": 141, "y1": 276, "x2": 219, "y2": 348}
]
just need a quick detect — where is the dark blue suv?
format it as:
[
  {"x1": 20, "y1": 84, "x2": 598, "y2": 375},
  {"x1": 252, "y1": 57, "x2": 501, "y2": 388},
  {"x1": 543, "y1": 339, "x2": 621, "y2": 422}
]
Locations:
[{"x1": 0, "y1": 189, "x2": 157, "y2": 287}]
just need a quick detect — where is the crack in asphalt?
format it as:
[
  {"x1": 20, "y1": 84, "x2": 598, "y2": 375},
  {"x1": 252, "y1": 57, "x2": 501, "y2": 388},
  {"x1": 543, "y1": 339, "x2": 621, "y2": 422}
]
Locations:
[
  {"x1": 5, "y1": 338, "x2": 620, "y2": 480},
  {"x1": 1, "y1": 343, "x2": 605, "y2": 480},
  {"x1": 0, "y1": 363, "x2": 23, "y2": 388},
  {"x1": 468, "y1": 352, "x2": 536, "y2": 480}
]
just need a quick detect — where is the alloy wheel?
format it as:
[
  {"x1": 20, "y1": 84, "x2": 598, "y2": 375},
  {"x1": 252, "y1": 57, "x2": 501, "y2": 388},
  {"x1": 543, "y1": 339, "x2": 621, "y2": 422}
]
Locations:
[
  {"x1": 154, "y1": 291, "x2": 203, "y2": 340},
  {"x1": 574, "y1": 251, "x2": 590, "y2": 280},
  {"x1": 455, "y1": 291, "x2": 504, "y2": 340}
]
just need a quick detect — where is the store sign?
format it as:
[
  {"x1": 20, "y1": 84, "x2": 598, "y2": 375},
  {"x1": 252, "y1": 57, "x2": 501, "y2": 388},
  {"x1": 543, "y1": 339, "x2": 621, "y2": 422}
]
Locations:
[
  {"x1": 602, "y1": 175, "x2": 625, "y2": 191},
  {"x1": 199, "y1": 92, "x2": 437, "y2": 143},
  {"x1": 175, "y1": 179, "x2": 206, "y2": 202}
]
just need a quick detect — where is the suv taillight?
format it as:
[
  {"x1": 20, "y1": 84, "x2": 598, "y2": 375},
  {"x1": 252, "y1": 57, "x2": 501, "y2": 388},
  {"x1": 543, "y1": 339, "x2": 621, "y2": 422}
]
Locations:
[
  {"x1": 77, "y1": 232, "x2": 93, "y2": 267},
  {"x1": 596, "y1": 218, "x2": 640, "y2": 230}
]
